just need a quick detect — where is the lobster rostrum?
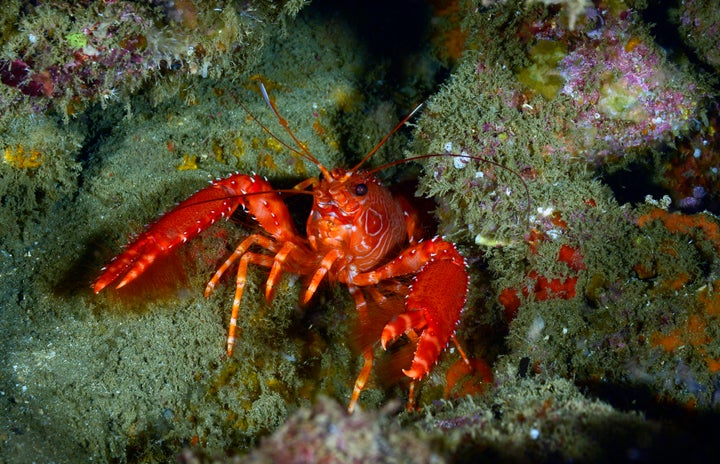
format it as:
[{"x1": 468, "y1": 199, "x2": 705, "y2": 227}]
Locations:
[{"x1": 94, "y1": 84, "x2": 476, "y2": 412}]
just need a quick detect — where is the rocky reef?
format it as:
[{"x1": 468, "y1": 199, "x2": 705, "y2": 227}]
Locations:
[{"x1": 2, "y1": 0, "x2": 720, "y2": 462}]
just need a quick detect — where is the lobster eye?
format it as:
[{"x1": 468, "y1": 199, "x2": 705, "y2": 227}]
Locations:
[{"x1": 354, "y1": 183, "x2": 368, "y2": 196}]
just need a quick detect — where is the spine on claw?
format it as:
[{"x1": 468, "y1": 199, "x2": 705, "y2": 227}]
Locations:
[
  {"x1": 375, "y1": 238, "x2": 469, "y2": 380},
  {"x1": 93, "y1": 173, "x2": 275, "y2": 293}
]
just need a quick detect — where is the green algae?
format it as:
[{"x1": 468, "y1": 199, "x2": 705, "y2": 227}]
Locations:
[
  {"x1": 2, "y1": 1, "x2": 720, "y2": 463},
  {"x1": 517, "y1": 40, "x2": 567, "y2": 100},
  {"x1": 0, "y1": 3, "x2": 426, "y2": 460}
]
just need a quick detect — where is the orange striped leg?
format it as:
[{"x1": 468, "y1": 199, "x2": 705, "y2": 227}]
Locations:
[
  {"x1": 303, "y1": 248, "x2": 342, "y2": 304},
  {"x1": 406, "y1": 380, "x2": 417, "y2": 411},
  {"x1": 221, "y1": 252, "x2": 275, "y2": 356},
  {"x1": 452, "y1": 335, "x2": 471, "y2": 367},
  {"x1": 349, "y1": 285, "x2": 369, "y2": 323},
  {"x1": 204, "y1": 234, "x2": 278, "y2": 297},
  {"x1": 347, "y1": 286, "x2": 374, "y2": 413},
  {"x1": 265, "y1": 241, "x2": 299, "y2": 300},
  {"x1": 400, "y1": 320, "x2": 422, "y2": 411},
  {"x1": 348, "y1": 349, "x2": 374, "y2": 414}
]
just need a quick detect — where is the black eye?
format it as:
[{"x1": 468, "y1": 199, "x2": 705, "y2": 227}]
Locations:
[{"x1": 354, "y1": 183, "x2": 368, "y2": 196}]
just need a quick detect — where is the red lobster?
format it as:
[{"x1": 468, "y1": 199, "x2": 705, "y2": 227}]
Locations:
[{"x1": 94, "y1": 84, "x2": 472, "y2": 412}]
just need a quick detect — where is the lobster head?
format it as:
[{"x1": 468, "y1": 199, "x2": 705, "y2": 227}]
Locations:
[{"x1": 306, "y1": 167, "x2": 407, "y2": 270}]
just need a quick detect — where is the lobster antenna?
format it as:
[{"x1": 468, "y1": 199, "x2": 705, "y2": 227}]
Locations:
[
  {"x1": 259, "y1": 83, "x2": 331, "y2": 179},
  {"x1": 369, "y1": 153, "x2": 532, "y2": 234},
  {"x1": 350, "y1": 103, "x2": 424, "y2": 173},
  {"x1": 234, "y1": 92, "x2": 305, "y2": 160}
]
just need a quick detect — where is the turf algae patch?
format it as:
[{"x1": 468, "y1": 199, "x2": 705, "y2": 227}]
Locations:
[
  {"x1": 3, "y1": 1, "x2": 720, "y2": 462},
  {"x1": 0, "y1": 113, "x2": 84, "y2": 245},
  {"x1": 414, "y1": 377, "x2": 663, "y2": 462}
]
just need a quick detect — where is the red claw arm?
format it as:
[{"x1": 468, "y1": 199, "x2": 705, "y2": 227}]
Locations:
[
  {"x1": 348, "y1": 237, "x2": 468, "y2": 379},
  {"x1": 93, "y1": 173, "x2": 297, "y2": 293},
  {"x1": 389, "y1": 253, "x2": 468, "y2": 379}
]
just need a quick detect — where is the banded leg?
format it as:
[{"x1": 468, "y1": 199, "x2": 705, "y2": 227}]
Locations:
[
  {"x1": 348, "y1": 286, "x2": 374, "y2": 413},
  {"x1": 225, "y1": 252, "x2": 275, "y2": 356},
  {"x1": 303, "y1": 248, "x2": 343, "y2": 304},
  {"x1": 203, "y1": 233, "x2": 280, "y2": 356},
  {"x1": 265, "y1": 241, "x2": 299, "y2": 301},
  {"x1": 204, "y1": 234, "x2": 279, "y2": 297}
]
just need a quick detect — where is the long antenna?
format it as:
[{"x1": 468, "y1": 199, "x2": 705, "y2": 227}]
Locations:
[
  {"x1": 369, "y1": 153, "x2": 532, "y2": 234},
  {"x1": 258, "y1": 83, "x2": 331, "y2": 179},
  {"x1": 349, "y1": 103, "x2": 424, "y2": 173}
]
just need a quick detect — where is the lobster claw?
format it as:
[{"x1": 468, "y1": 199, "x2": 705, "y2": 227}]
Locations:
[
  {"x1": 93, "y1": 173, "x2": 298, "y2": 294},
  {"x1": 380, "y1": 245, "x2": 469, "y2": 380}
]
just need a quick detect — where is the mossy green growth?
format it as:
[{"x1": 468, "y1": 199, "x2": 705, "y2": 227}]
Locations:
[
  {"x1": 516, "y1": 40, "x2": 568, "y2": 100},
  {"x1": 65, "y1": 32, "x2": 87, "y2": 48},
  {"x1": 0, "y1": 113, "x2": 84, "y2": 248},
  {"x1": 412, "y1": 376, "x2": 656, "y2": 462}
]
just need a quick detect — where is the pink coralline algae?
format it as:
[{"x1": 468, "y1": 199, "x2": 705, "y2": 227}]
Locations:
[
  {"x1": 556, "y1": 12, "x2": 704, "y2": 161},
  {"x1": 0, "y1": 2, "x2": 159, "y2": 111},
  {"x1": 0, "y1": 59, "x2": 54, "y2": 97},
  {"x1": 0, "y1": 1, "x2": 269, "y2": 116}
]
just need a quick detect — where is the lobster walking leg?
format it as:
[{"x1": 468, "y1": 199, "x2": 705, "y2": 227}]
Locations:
[
  {"x1": 346, "y1": 285, "x2": 381, "y2": 413},
  {"x1": 226, "y1": 251, "x2": 275, "y2": 356},
  {"x1": 204, "y1": 234, "x2": 279, "y2": 296}
]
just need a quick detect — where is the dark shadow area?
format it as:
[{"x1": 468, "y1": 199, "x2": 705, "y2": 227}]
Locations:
[
  {"x1": 577, "y1": 378, "x2": 720, "y2": 462},
  {"x1": 640, "y1": 1, "x2": 718, "y2": 78},
  {"x1": 307, "y1": 0, "x2": 450, "y2": 105},
  {"x1": 601, "y1": 161, "x2": 669, "y2": 207}
]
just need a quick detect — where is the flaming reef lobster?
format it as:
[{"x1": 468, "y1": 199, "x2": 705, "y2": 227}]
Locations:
[{"x1": 94, "y1": 84, "x2": 477, "y2": 412}]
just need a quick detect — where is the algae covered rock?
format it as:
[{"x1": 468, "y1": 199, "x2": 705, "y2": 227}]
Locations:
[
  {"x1": 2, "y1": 0, "x2": 720, "y2": 463},
  {"x1": 0, "y1": 0, "x2": 305, "y2": 119}
]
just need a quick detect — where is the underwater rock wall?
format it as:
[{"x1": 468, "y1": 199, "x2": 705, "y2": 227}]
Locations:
[{"x1": 2, "y1": 0, "x2": 720, "y2": 463}]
